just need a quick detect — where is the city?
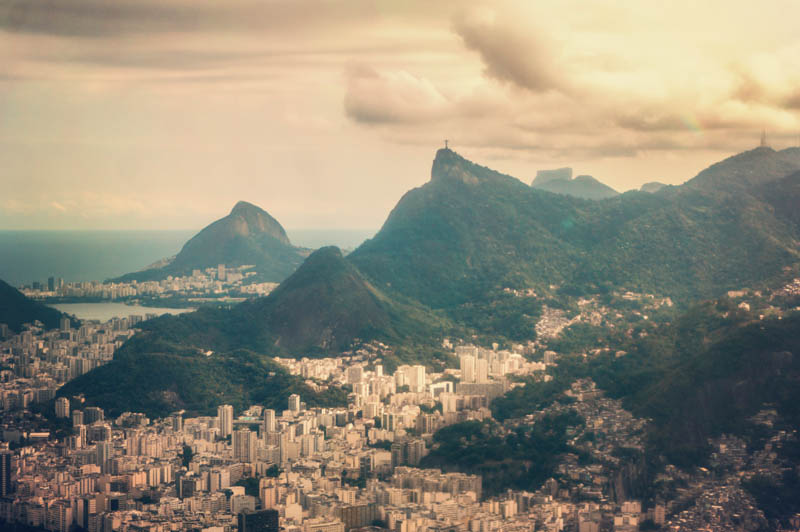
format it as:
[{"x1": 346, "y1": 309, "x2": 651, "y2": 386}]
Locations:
[{"x1": 1, "y1": 273, "x2": 797, "y2": 531}]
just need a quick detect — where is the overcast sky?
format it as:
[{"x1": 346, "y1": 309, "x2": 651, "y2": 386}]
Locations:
[{"x1": 2, "y1": 0, "x2": 799, "y2": 231}]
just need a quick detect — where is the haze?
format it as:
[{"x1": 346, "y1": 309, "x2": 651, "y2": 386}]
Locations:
[{"x1": 1, "y1": 0, "x2": 799, "y2": 230}]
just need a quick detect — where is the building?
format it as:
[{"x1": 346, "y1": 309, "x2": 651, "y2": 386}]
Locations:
[
  {"x1": 304, "y1": 518, "x2": 345, "y2": 532},
  {"x1": 233, "y1": 429, "x2": 256, "y2": 463},
  {"x1": 55, "y1": 397, "x2": 70, "y2": 418},
  {"x1": 336, "y1": 503, "x2": 378, "y2": 530},
  {"x1": 289, "y1": 394, "x2": 301, "y2": 413},
  {"x1": 347, "y1": 366, "x2": 364, "y2": 384},
  {"x1": 238, "y1": 509, "x2": 279, "y2": 532},
  {"x1": 171, "y1": 412, "x2": 183, "y2": 432},
  {"x1": 263, "y1": 409, "x2": 276, "y2": 433},
  {"x1": 476, "y1": 358, "x2": 489, "y2": 383},
  {"x1": 84, "y1": 406, "x2": 104, "y2": 424},
  {"x1": 96, "y1": 441, "x2": 112, "y2": 473},
  {"x1": 218, "y1": 404, "x2": 234, "y2": 438},
  {"x1": 409, "y1": 365, "x2": 426, "y2": 393},
  {"x1": 0, "y1": 451, "x2": 12, "y2": 497},
  {"x1": 460, "y1": 354, "x2": 476, "y2": 383}
]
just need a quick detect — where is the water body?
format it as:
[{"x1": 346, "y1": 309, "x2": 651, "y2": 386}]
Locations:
[
  {"x1": 0, "y1": 229, "x2": 377, "y2": 286},
  {"x1": 52, "y1": 302, "x2": 194, "y2": 322},
  {"x1": 0, "y1": 230, "x2": 194, "y2": 286}
]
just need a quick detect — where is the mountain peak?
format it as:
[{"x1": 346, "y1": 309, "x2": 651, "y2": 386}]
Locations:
[
  {"x1": 430, "y1": 148, "x2": 515, "y2": 185},
  {"x1": 431, "y1": 148, "x2": 470, "y2": 182},
  {"x1": 230, "y1": 200, "x2": 261, "y2": 215},
  {"x1": 640, "y1": 181, "x2": 667, "y2": 193},
  {"x1": 532, "y1": 167, "x2": 572, "y2": 186},
  {"x1": 220, "y1": 201, "x2": 290, "y2": 245},
  {"x1": 685, "y1": 146, "x2": 800, "y2": 190},
  {"x1": 531, "y1": 171, "x2": 618, "y2": 200}
]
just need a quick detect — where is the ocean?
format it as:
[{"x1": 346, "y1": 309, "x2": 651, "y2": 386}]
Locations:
[{"x1": 0, "y1": 229, "x2": 375, "y2": 286}]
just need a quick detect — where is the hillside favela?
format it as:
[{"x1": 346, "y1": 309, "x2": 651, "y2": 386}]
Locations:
[{"x1": 2, "y1": 2, "x2": 800, "y2": 532}]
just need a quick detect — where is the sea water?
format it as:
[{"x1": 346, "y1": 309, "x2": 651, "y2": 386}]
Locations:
[{"x1": 0, "y1": 229, "x2": 376, "y2": 286}]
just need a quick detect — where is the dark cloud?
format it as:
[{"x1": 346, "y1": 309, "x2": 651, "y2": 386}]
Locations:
[
  {"x1": 730, "y1": 69, "x2": 768, "y2": 104},
  {"x1": 452, "y1": 12, "x2": 562, "y2": 92},
  {"x1": 0, "y1": 0, "x2": 379, "y2": 38},
  {"x1": 783, "y1": 90, "x2": 800, "y2": 110},
  {"x1": 0, "y1": 0, "x2": 208, "y2": 37}
]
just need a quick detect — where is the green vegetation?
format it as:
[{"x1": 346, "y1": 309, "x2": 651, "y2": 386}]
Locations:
[
  {"x1": 448, "y1": 292, "x2": 542, "y2": 342},
  {"x1": 352, "y1": 148, "x2": 800, "y2": 311},
  {"x1": 0, "y1": 279, "x2": 69, "y2": 333},
  {"x1": 235, "y1": 477, "x2": 260, "y2": 497},
  {"x1": 491, "y1": 377, "x2": 573, "y2": 422},
  {"x1": 421, "y1": 411, "x2": 584, "y2": 496},
  {"x1": 488, "y1": 295, "x2": 800, "y2": 472},
  {"x1": 65, "y1": 246, "x2": 460, "y2": 417},
  {"x1": 58, "y1": 340, "x2": 348, "y2": 418},
  {"x1": 743, "y1": 471, "x2": 800, "y2": 529},
  {"x1": 64, "y1": 147, "x2": 800, "y2": 449},
  {"x1": 265, "y1": 464, "x2": 282, "y2": 477},
  {"x1": 180, "y1": 444, "x2": 194, "y2": 468}
]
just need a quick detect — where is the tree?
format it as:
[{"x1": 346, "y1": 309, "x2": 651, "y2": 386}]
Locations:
[
  {"x1": 265, "y1": 464, "x2": 283, "y2": 478},
  {"x1": 180, "y1": 444, "x2": 194, "y2": 468}
]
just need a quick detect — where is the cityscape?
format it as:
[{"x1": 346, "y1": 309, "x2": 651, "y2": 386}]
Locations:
[
  {"x1": 1, "y1": 274, "x2": 798, "y2": 531},
  {"x1": 2, "y1": 1, "x2": 800, "y2": 531}
]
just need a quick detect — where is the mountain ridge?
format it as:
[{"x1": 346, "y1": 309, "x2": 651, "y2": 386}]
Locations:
[
  {"x1": 351, "y1": 146, "x2": 800, "y2": 308},
  {"x1": 63, "y1": 145, "x2": 800, "y2": 418}
]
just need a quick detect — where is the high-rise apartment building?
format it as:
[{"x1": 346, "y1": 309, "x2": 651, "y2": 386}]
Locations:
[
  {"x1": 218, "y1": 404, "x2": 234, "y2": 438},
  {"x1": 233, "y1": 429, "x2": 256, "y2": 463},
  {"x1": 55, "y1": 397, "x2": 70, "y2": 418},
  {"x1": 288, "y1": 394, "x2": 301, "y2": 413}
]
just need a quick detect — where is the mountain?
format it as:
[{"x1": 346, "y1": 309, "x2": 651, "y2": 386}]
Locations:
[
  {"x1": 755, "y1": 170, "x2": 800, "y2": 227},
  {"x1": 351, "y1": 149, "x2": 586, "y2": 309},
  {"x1": 64, "y1": 146, "x2": 800, "y2": 417},
  {"x1": 532, "y1": 167, "x2": 572, "y2": 186},
  {"x1": 533, "y1": 174, "x2": 619, "y2": 200},
  {"x1": 62, "y1": 247, "x2": 456, "y2": 416},
  {"x1": 143, "y1": 245, "x2": 455, "y2": 356},
  {"x1": 231, "y1": 246, "x2": 454, "y2": 354},
  {"x1": 0, "y1": 279, "x2": 69, "y2": 333},
  {"x1": 57, "y1": 340, "x2": 348, "y2": 419},
  {"x1": 685, "y1": 146, "x2": 800, "y2": 190},
  {"x1": 115, "y1": 201, "x2": 306, "y2": 282},
  {"x1": 577, "y1": 300, "x2": 800, "y2": 467},
  {"x1": 351, "y1": 147, "x2": 800, "y2": 309},
  {"x1": 639, "y1": 182, "x2": 667, "y2": 193}
]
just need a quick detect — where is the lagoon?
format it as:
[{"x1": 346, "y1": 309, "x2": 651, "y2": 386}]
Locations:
[{"x1": 52, "y1": 302, "x2": 194, "y2": 322}]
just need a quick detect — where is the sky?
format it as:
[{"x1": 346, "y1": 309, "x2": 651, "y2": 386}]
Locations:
[{"x1": 1, "y1": 0, "x2": 799, "y2": 231}]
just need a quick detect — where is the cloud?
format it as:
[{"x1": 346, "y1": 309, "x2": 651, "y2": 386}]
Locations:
[
  {"x1": 452, "y1": 8, "x2": 563, "y2": 93},
  {"x1": 344, "y1": 65, "x2": 452, "y2": 124},
  {"x1": 0, "y1": 0, "x2": 379, "y2": 38},
  {"x1": 0, "y1": 0, "x2": 206, "y2": 38}
]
